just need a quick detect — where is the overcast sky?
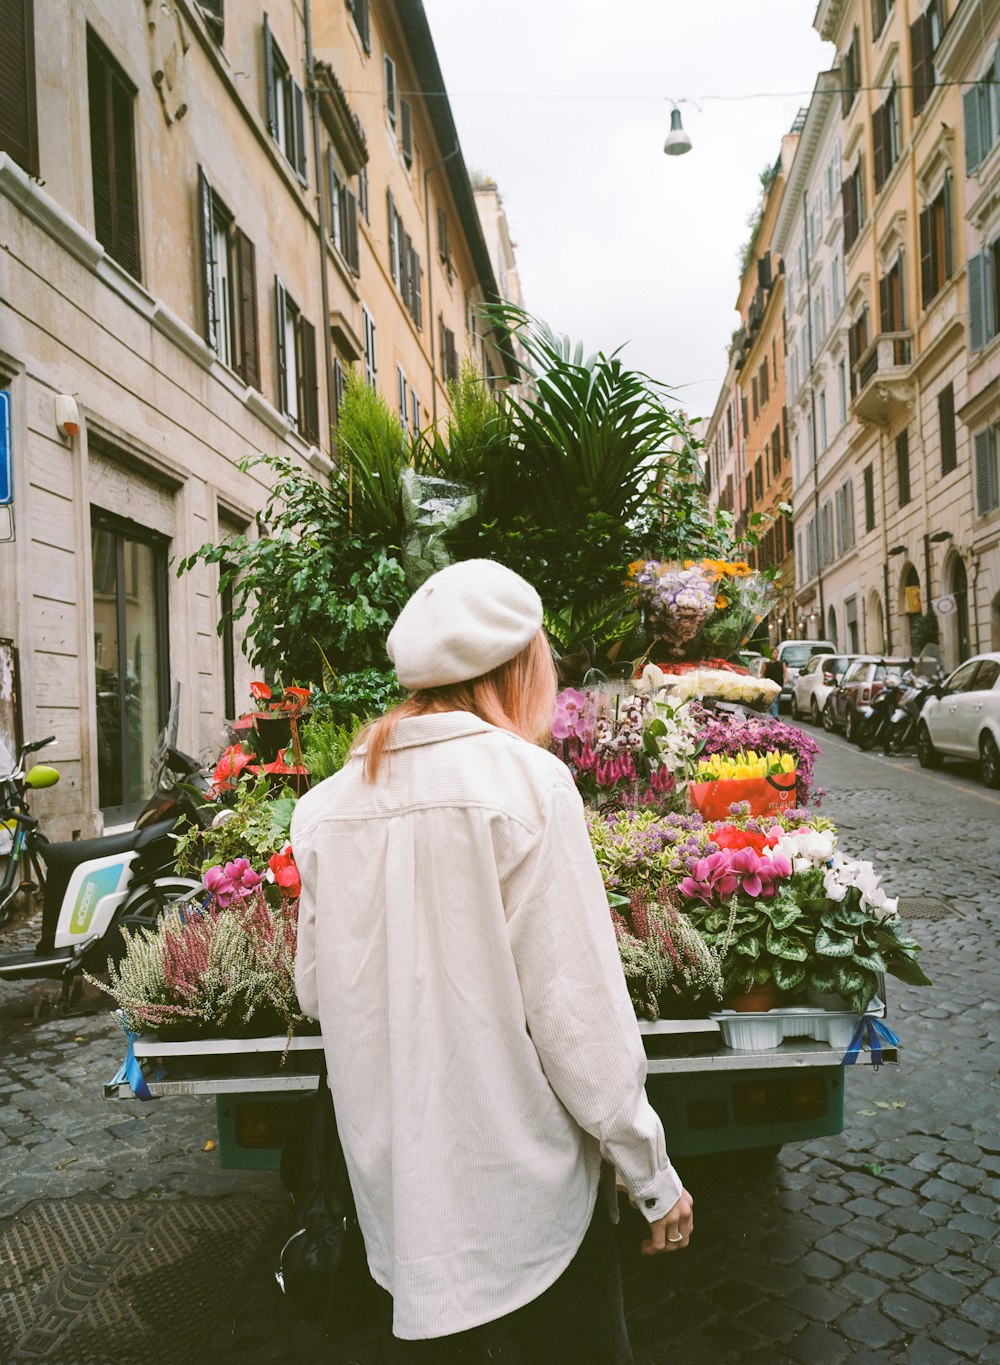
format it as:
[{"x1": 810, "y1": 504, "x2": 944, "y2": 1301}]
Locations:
[{"x1": 422, "y1": 0, "x2": 833, "y2": 423}]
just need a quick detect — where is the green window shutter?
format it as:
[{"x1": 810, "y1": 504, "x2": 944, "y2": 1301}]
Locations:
[
  {"x1": 975, "y1": 429, "x2": 999, "y2": 515},
  {"x1": 343, "y1": 186, "x2": 360, "y2": 276},
  {"x1": 263, "y1": 14, "x2": 277, "y2": 138},
  {"x1": 275, "y1": 277, "x2": 287, "y2": 414},
  {"x1": 299, "y1": 316, "x2": 318, "y2": 442},
  {"x1": 234, "y1": 228, "x2": 259, "y2": 390},
  {"x1": 198, "y1": 166, "x2": 218, "y2": 351},
  {"x1": 292, "y1": 79, "x2": 307, "y2": 183},
  {"x1": 965, "y1": 84, "x2": 983, "y2": 174},
  {"x1": 969, "y1": 252, "x2": 988, "y2": 351}
]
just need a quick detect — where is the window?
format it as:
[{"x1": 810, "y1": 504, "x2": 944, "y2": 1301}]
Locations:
[
  {"x1": 411, "y1": 389, "x2": 421, "y2": 433},
  {"x1": 752, "y1": 377, "x2": 759, "y2": 421},
  {"x1": 837, "y1": 358, "x2": 848, "y2": 424},
  {"x1": 263, "y1": 18, "x2": 307, "y2": 183},
  {"x1": 387, "y1": 191, "x2": 423, "y2": 328},
  {"x1": 745, "y1": 473, "x2": 753, "y2": 511},
  {"x1": 396, "y1": 365, "x2": 409, "y2": 429},
  {"x1": 347, "y1": 0, "x2": 370, "y2": 52},
  {"x1": 968, "y1": 237, "x2": 1000, "y2": 353},
  {"x1": 789, "y1": 350, "x2": 799, "y2": 399},
  {"x1": 1, "y1": 0, "x2": 38, "y2": 176},
  {"x1": 87, "y1": 30, "x2": 141, "y2": 279},
  {"x1": 880, "y1": 256, "x2": 905, "y2": 332},
  {"x1": 863, "y1": 463, "x2": 876, "y2": 531},
  {"x1": 819, "y1": 500, "x2": 835, "y2": 567},
  {"x1": 873, "y1": 84, "x2": 901, "y2": 193},
  {"x1": 197, "y1": 0, "x2": 224, "y2": 41},
  {"x1": 920, "y1": 177, "x2": 953, "y2": 308},
  {"x1": 333, "y1": 357, "x2": 347, "y2": 418},
  {"x1": 384, "y1": 53, "x2": 397, "y2": 128},
  {"x1": 939, "y1": 384, "x2": 957, "y2": 475},
  {"x1": 964, "y1": 46, "x2": 1000, "y2": 173},
  {"x1": 848, "y1": 307, "x2": 869, "y2": 396},
  {"x1": 362, "y1": 303, "x2": 377, "y2": 387},
  {"x1": 759, "y1": 361, "x2": 769, "y2": 408},
  {"x1": 871, "y1": 0, "x2": 892, "y2": 41},
  {"x1": 812, "y1": 289, "x2": 826, "y2": 347},
  {"x1": 326, "y1": 149, "x2": 360, "y2": 274},
  {"x1": 842, "y1": 159, "x2": 865, "y2": 251},
  {"x1": 439, "y1": 317, "x2": 459, "y2": 382},
  {"x1": 275, "y1": 279, "x2": 318, "y2": 441},
  {"x1": 845, "y1": 596, "x2": 859, "y2": 653},
  {"x1": 831, "y1": 253, "x2": 843, "y2": 316},
  {"x1": 399, "y1": 98, "x2": 413, "y2": 170},
  {"x1": 818, "y1": 388, "x2": 828, "y2": 451},
  {"x1": 910, "y1": 2, "x2": 941, "y2": 117},
  {"x1": 91, "y1": 512, "x2": 169, "y2": 820},
  {"x1": 974, "y1": 426, "x2": 1000, "y2": 515},
  {"x1": 841, "y1": 27, "x2": 861, "y2": 116},
  {"x1": 198, "y1": 167, "x2": 260, "y2": 387},
  {"x1": 793, "y1": 432, "x2": 801, "y2": 486},
  {"x1": 358, "y1": 163, "x2": 370, "y2": 222},
  {"x1": 754, "y1": 456, "x2": 763, "y2": 500},
  {"x1": 836, "y1": 479, "x2": 855, "y2": 555},
  {"x1": 825, "y1": 141, "x2": 841, "y2": 214},
  {"x1": 896, "y1": 427, "x2": 912, "y2": 506},
  {"x1": 806, "y1": 409, "x2": 814, "y2": 469},
  {"x1": 771, "y1": 422, "x2": 781, "y2": 477}
]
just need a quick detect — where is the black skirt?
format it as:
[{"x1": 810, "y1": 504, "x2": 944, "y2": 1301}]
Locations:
[{"x1": 376, "y1": 1194, "x2": 632, "y2": 1365}]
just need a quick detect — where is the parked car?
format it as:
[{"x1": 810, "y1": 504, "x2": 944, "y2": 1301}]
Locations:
[
  {"x1": 775, "y1": 639, "x2": 836, "y2": 711},
  {"x1": 738, "y1": 651, "x2": 766, "y2": 677},
  {"x1": 790, "y1": 653, "x2": 857, "y2": 725},
  {"x1": 823, "y1": 656, "x2": 912, "y2": 741},
  {"x1": 917, "y1": 652, "x2": 1000, "y2": 788}
]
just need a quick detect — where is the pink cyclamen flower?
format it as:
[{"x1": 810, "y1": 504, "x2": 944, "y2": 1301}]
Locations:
[{"x1": 203, "y1": 857, "x2": 262, "y2": 908}]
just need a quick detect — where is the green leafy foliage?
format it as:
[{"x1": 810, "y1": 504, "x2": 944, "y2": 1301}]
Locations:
[
  {"x1": 173, "y1": 776, "x2": 296, "y2": 877},
  {"x1": 299, "y1": 711, "x2": 363, "y2": 783},
  {"x1": 310, "y1": 669, "x2": 405, "y2": 727}
]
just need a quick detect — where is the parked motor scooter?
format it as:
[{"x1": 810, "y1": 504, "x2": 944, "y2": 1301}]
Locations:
[
  {"x1": 883, "y1": 670, "x2": 941, "y2": 755},
  {"x1": 856, "y1": 670, "x2": 908, "y2": 752},
  {"x1": 0, "y1": 696, "x2": 210, "y2": 1004}
]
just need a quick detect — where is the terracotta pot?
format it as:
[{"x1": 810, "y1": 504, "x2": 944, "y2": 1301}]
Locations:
[{"x1": 725, "y1": 981, "x2": 780, "y2": 1013}]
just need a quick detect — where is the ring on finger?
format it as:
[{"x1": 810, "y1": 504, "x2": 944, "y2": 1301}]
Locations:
[{"x1": 667, "y1": 1233, "x2": 684, "y2": 1243}]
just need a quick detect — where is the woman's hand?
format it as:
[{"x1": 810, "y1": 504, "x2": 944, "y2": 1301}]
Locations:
[{"x1": 642, "y1": 1188, "x2": 694, "y2": 1255}]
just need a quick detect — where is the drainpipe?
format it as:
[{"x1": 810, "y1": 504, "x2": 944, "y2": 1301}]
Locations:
[
  {"x1": 971, "y1": 552, "x2": 982, "y2": 653},
  {"x1": 802, "y1": 191, "x2": 826, "y2": 635},
  {"x1": 304, "y1": 0, "x2": 336, "y2": 456},
  {"x1": 423, "y1": 146, "x2": 461, "y2": 426},
  {"x1": 878, "y1": 427, "x2": 893, "y2": 654}
]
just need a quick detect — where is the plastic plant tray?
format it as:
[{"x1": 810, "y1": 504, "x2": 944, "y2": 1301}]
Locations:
[{"x1": 709, "y1": 1002, "x2": 883, "y2": 1054}]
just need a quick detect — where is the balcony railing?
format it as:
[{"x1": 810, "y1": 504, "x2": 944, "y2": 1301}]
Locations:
[{"x1": 852, "y1": 331, "x2": 914, "y2": 424}]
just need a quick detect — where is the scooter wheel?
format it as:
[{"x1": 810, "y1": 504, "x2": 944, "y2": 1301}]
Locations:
[{"x1": 857, "y1": 717, "x2": 879, "y2": 751}]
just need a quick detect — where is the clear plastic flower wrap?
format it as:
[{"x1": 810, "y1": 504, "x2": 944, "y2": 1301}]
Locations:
[{"x1": 399, "y1": 468, "x2": 479, "y2": 590}]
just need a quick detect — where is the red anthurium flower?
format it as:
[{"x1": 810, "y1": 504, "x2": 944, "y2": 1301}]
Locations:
[
  {"x1": 211, "y1": 744, "x2": 254, "y2": 795},
  {"x1": 250, "y1": 681, "x2": 272, "y2": 702}
]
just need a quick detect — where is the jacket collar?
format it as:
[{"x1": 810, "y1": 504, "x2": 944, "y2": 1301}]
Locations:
[{"x1": 355, "y1": 712, "x2": 497, "y2": 754}]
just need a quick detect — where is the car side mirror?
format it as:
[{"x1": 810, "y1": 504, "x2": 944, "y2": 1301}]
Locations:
[{"x1": 822, "y1": 671, "x2": 835, "y2": 685}]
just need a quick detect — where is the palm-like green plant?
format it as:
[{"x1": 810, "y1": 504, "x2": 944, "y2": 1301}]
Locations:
[{"x1": 335, "y1": 367, "x2": 409, "y2": 541}]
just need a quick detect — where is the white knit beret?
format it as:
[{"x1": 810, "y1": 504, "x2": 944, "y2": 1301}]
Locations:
[{"x1": 387, "y1": 559, "x2": 544, "y2": 690}]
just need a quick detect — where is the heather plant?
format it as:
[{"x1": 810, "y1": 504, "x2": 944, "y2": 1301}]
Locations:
[
  {"x1": 612, "y1": 882, "x2": 723, "y2": 1020},
  {"x1": 89, "y1": 891, "x2": 309, "y2": 1039}
]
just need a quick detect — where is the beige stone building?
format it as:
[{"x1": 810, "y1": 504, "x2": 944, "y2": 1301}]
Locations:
[
  {"x1": 814, "y1": 0, "x2": 972, "y2": 667},
  {"x1": 0, "y1": 0, "x2": 511, "y2": 836}
]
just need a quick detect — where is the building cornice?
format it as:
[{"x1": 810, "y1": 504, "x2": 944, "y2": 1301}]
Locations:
[
  {"x1": 773, "y1": 72, "x2": 839, "y2": 255},
  {"x1": 814, "y1": 0, "x2": 850, "y2": 44},
  {"x1": 314, "y1": 62, "x2": 369, "y2": 176},
  {"x1": 936, "y1": 0, "x2": 1000, "y2": 79}
]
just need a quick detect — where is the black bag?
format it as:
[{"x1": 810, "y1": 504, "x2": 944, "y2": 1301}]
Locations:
[{"x1": 275, "y1": 1068, "x2": 379, "y2": 1335}]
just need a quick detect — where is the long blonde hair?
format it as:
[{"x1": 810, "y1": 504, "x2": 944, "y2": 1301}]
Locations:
[{"x1": 358, "y1": 630, "x2": 557, "y2": 781}]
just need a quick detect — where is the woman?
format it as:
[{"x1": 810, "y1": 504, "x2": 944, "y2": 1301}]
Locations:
[{"x1": 292, "y1": 559, "x2": 692, "y2": 1363}]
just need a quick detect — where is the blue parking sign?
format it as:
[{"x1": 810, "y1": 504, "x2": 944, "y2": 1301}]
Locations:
[{"x1": 0, "y1": 392, "x2": 11, "y2": 507}]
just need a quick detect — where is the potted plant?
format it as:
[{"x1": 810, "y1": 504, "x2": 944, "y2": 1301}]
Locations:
[
  {"x1": 247, "y1": 682, "x2": 312, "y2": 764},
  {"x1": 610, "y1": 881, "x2": 723, "y2": 1020}
]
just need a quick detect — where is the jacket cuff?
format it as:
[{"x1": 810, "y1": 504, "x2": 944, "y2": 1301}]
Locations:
[{"x1": 631, "y1": 1164, "x2": 684, "y2": 1223}]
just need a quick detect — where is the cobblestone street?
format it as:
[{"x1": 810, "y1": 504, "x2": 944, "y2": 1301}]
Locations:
[{"x1": 0, "y1": 728, "x2": 998, "y2": 1364}]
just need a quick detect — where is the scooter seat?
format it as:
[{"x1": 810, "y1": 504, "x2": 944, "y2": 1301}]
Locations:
[{"x1": 41, "y1": 818, "x2": 176, "y2": 870}]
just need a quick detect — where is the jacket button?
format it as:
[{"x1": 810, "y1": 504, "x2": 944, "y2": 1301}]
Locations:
[{"x1": 644, "y1": 1198, "x2": 656, "y2": 1209}]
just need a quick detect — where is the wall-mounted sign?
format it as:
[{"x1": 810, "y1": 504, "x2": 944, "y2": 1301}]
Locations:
[
  {"x1": 905, "y1": 585, "x2": 923, "y2": 614},
  {"x1": 0, "y1": 392, "x2": 11, "y2": 507},
  {"x1": 932, "y1": 594, "x2": 957, "y2": 616}
]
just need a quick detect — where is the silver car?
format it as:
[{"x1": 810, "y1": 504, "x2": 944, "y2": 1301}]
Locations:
[{"x1": 918, "y1": 653, "x2": 1000, "y2": 788}]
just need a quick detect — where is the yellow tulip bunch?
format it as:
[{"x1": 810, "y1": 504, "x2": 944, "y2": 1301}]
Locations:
[{"x1": 695, "y1": 749, "x2": 797, "y2": 782}]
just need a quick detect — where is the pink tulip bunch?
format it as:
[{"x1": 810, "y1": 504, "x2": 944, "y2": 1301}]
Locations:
[
  {"x1": 679, "y1": 845, "x2": 792, "y2": 906},
  {"x1": 203, "y1": 857, "x2": 263, "y2": 908}
]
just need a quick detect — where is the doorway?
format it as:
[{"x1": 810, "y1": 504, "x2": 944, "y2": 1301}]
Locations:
[
  {"x1": 949, "y1": 557, "x2": 970, "y2": 664},
  {"x1": 91, "y1": 513, "x2": 169, "y2": 823}
]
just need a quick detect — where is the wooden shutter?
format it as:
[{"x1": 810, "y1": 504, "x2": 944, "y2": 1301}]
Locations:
[
  {"x1": 292, "y1": 80, "x2": 307, "y2": 183},
  {"x1": 864, "y1": 464, "x2": 875, "y2": 531},
  {"x1": 348, "y1": 0, "x2": 370, "y2": 52},
  {"x1": 919, "y1": 205, "x2": 933, "y2": 308},
  {"x1": 399, "y1": 228, "x2": 411, "y2": 310},
  {"x1": 975, "y1": 429, "x2": 998, "y2": 515},
  {"x1": 841, "y1": 36, "x2": 855, "y2": 117},
  {"x1": 234, "y1": 229, "x2": 259, "y2": 389},
  {"x1": 384, "y1": 54, "x2": 396, "y2": 125},
  {"x1": 0, "y1": 0, "x2": 39, "y2": 176},
  {"x1": 87, "y1": 35, "x2": 140, "y2": 280},
  {"x1": 88, "y1": 44, "x2": 114, "y2": 258},
  {"x1": 198, "y1": 166, "x2": 218, "y2": 350},
  {"x1": 942, "y1": 174, "x2": 954, "y2": 281},
  {"x1": 969, "y1": 252, "x2": 988, "y2": 352},
  {"x1": 873, "y1": 103, "x2": 887, "y2": 192},
  {"x1": 263, "y1": 14, "x2": 277, "y2": 137},
  {"x1": 275, "y1": 277, "x2": 287, "y2": 414},
  {"x1": 437, "y1": 207, "x2": 449, "y2": 262},
  {"x1": 299, "y1": 317, "x2": 319, "y2": 442},
  {"x1": 410, "y1": 248, "x2": 423, "y2": 328},
  {"x1": 111, "y1": 72, "x2": 140, "y2": 279},
  {"x1": 386, "y1": 189, "x2": 397, "y2": 284},
  {"x1": 911, "y1": 15, "x2": 930, "y2": 118},
  {"x1": 198, "y1": 0, "x2": 224, "y2": 41},
  {"x1": 400, "y1": 98, "x2": 413, "y2": 167},
  {"x1": 965, "y1": 85, "x2": 984, "y2": 174},
  {"x1": 897, "y1": 429, "x2": 911, "y2": 505},
  {"x1": 939, "y1": 384, "x2": 957, "y2": 475},
  {"x1": 841, "y1": 176, "x2": 856, "y2": 251},
  {"x1": 879, "y1": 272, "x2": 892, "y2": 332},
  {"x1": 342, "y1": 187, "x2": 360, "y2": 275}
]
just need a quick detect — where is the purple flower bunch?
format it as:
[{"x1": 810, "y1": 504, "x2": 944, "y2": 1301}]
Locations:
[
  {"x1": 203, "y1": 857, "x2": 263, "y2": 908},
  {"x1": 679, "y1": 845, "x2": 793, "y2": 905},
  {"x1": 692, "y1": 706, "x2": 825, "y2": 807},
  {"x1": 631, "y1": 562, "x2": 716, "y2": 657}
]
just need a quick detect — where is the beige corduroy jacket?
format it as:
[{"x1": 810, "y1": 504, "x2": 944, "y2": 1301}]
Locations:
[{"x1": 291, "y1": 712, "x2": 682, "y2": 1340}]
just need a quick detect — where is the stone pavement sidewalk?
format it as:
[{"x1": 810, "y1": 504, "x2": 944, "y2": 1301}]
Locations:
[{"x1": 0, "y1": 734, "x2": 998, "y2": 1362}]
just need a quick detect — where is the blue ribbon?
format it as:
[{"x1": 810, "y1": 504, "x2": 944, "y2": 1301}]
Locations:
[
  {"x1": 112, "y1": 1014, "x2": 154, "y2": 1100},
  {"x1": 843, "y1": 1016, "x2": 901, "y2": 1071}
]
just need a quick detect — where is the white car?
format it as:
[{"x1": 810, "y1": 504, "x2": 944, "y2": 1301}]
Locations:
[
  {"x1": 918, "y1": 652, "x2": 1000, "y2": 788},
  {"x1": 790, "y1": 653, "x2": 858, "y2": 725},
  {"x1": 775, "y1": 639, "x2": 837, "y2": 710}
]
